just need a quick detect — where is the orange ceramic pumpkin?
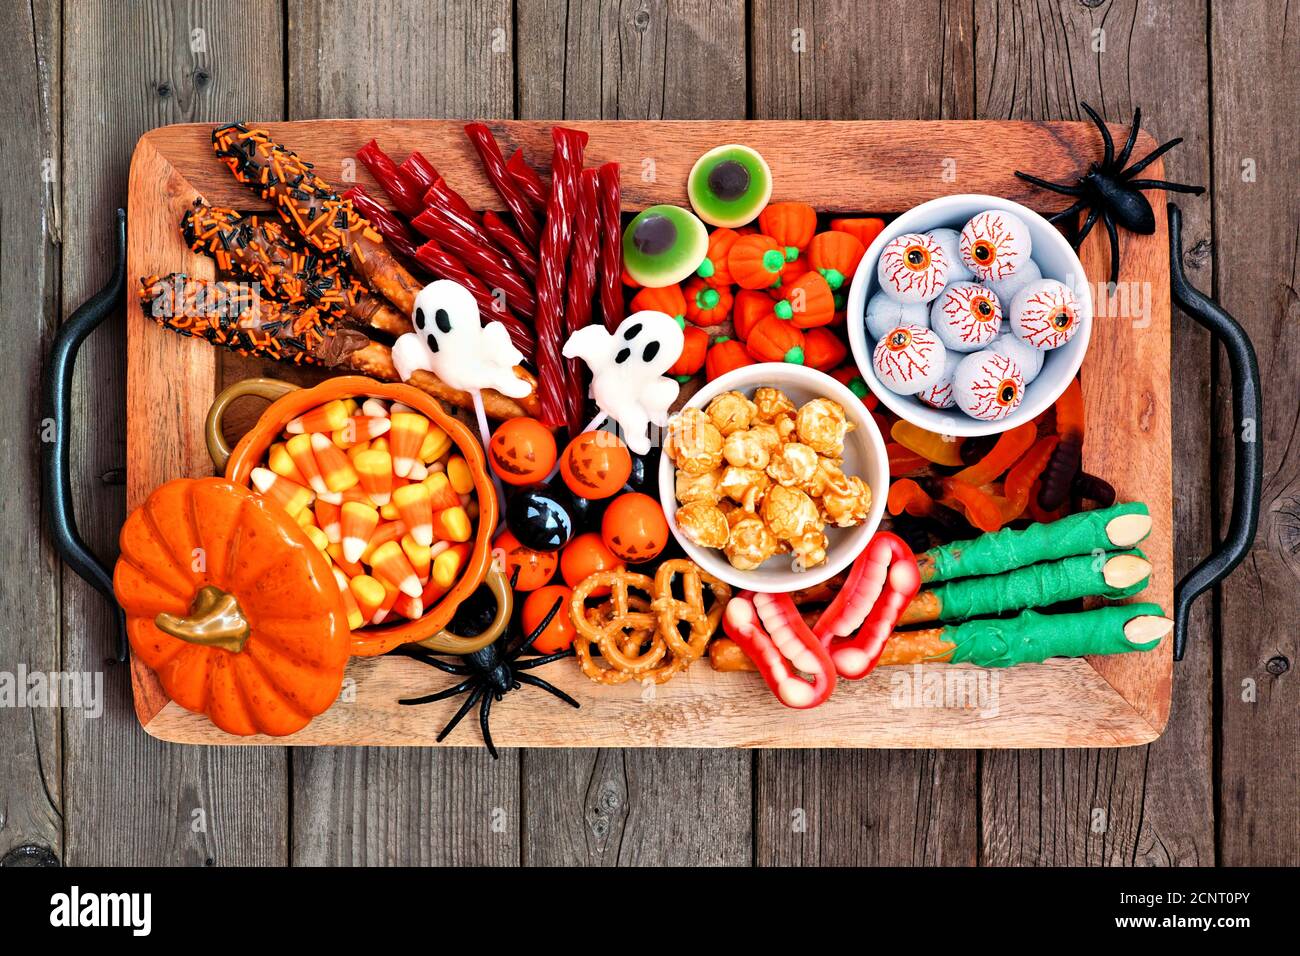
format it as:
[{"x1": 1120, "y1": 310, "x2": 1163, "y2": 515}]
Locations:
[
  {"x1": 630, "y1": 283, "x2": 686, "y2": 323},
  {"x1": 745, "y1": 317, "x2": 807, "y2": 365},
  {"x1": 759, "y1": 202, "x2": 818, "y2": 250},
  {"x1": 773, "y1": 271, "x2": 837, "y2": 329},
  {"x1": 807, "y1": 230, "x2": 866, "y2": 291},
  {"x1": 114, "y1": 478, "x2": 349, "y2": 737},
  {"x1": 223, "y1": 376, "x2": 499, "y2": 656}
]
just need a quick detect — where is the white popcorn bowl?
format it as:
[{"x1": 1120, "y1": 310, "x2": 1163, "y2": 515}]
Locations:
[
  {"x1": 846, "y1": 194, "x2": 1092, "y2": 437},
  {"x1": 657, "y1": 363, "x2": 888, "y2": 593}
]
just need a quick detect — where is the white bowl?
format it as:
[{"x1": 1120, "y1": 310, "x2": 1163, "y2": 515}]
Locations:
[
  {"x1": 657, "y1": 364, "x2": 888, "y2": 593},
  {"x1": 845, "y1": 194, "x2": 1092, "y2": 437}
]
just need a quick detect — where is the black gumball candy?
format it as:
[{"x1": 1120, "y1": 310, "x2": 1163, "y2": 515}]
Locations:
[
  {"x1": 505, "y1": 489, "x2": 573, "y2": 552},
  {"x1": 624, "y1": 452, "x2": 659, "y2": 497},
  {"x1": 554, "y1": 485, "x2": 606, "y2": 534}
]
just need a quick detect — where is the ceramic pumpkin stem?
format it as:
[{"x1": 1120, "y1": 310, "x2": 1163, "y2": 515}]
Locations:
[{"x1": 154, "y1": 585, "x2": 251, "y2": 654}]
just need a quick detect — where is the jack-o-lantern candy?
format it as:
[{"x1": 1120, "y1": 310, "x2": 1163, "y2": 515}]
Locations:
[
  {"x1": 494, "y1": 529, "x2": 557, "y2": 592},
  {"x1": 930, "y1": 281, "x2": 1003, "y2": 352},
  {"x1": 877, "y1": 232, "x2": 949, "y2": 303},
  {"x1": 952, "y1": 350, "x2": 1025, "y2": 422},
  {"x1": 601, "y1": 492, "x2": 670, "y2": 562},
  {"x1": 960, "y1": 210, "x2": 1032, "y2": 283},
  {"x1": 488, "y1": 417, "x2": 557, "y2": 486},
  {"x1": 522, "y1": 585, "x2": 577, "y2": 653},
  {"x1": 559, "y1": 430, "x2": 633, "y2": 500},
  {"x1": 560, "y1": 532, "x2": 624, "y2": 596},
  {"x1": 1009, "y1": 279, "x2": 1082, "y2": 351},
  {"x1": 872, "y1": 325, "x2": 946, "y2": 396}
]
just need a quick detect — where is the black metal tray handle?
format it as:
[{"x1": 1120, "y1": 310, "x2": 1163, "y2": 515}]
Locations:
[
  {"x1": 1167, "y1": 202, "x2": 1262, "y2": 660},
  {"x1": 42, "y1": 208, "x2": 128, "y2": 662}
]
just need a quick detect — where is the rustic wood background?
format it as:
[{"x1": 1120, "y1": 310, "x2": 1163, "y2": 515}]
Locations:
[{"x1": 3, "y1": 0, "x2": 1295, "y2": 866}]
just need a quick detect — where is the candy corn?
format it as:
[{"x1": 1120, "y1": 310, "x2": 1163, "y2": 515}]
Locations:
[
  {"x1": 251, "y1": 468, "x2": 314, "y2": 517},
  {"x1": 424, "y1": 472, "x2": 461, "y2": 511},
  {"x1": 391, "y1": 593, "x2": 424, "y2": 621},
  {"x1": 315, "y1": 498, "x2": 342, "y2": 543},
  {"x1": 372, "y1": 580, "x2": 399, "y2": 624},
  {"x1": 341, "y1": 501, "x2": 380, "y2": 564},
  {"x1": 407, "y1": 460, "x2": 429, "y2": 482},
  {"x1": 303, "y1": 525, "x2": 329, "y2": 551},
  {"x1": 346, "y1": 439, "x2": 371, "y2": 463},
  {"x1": 334, "y1": 567, "x2": 364, "y2": 630},
  {"x1": 447, "y1": 455, "x2": 475, "y2": 495},
  {"x1": 393, "y1": 482, "x2": 434, "y2": 547},
  {"x1": 401, "y1": 533, "x2": 431, "y2": 582},
  {"x1": 432, "y1": 505, "x2": 472, "y2": 543},
  {"x1": 389, "y1": 412, "x2": 429, "y2": 478},
  {"x1": 268, "y1": 441, "x2": 306, "y2": 484},
  {"x1": 360, "y1": 520, "x2": 407, "y2": 564},
  {"x1": 326, "y1": 542, "x2": 365, "y2": 579},
  {"x1": 354, "y1": 449, "x2": 393, "y2": 506},
  {"x1": 391, "y1": 402, "x2": 416, "y2": 415},
  {"x1": 332, "y1": 415, "x2": 390, "y2": 447},
  {"x1": 361, "y1": 398, "x2": 389, "y2": 418},
  {"x1": 369, "y1": 541, "x2": 422, "y2": 597},
  {"x1": 294, "y1": 506, "x2": 317, "y2": 528},
  {"x1": 287, "y1": 399, "x2": 350, "y2": 434},
  {"x1": 433, "y1": 543, "x2": 471, "y2": 589},
  {"x1": 419, "y1": 426, "x2": 452, "y2": 463},
  {"x1": 349, "y1": 574, "x2": 386, "y2": 622},
  {"x1": 287, "y1": 433, "x2": 328, "y2": 495},
  {"x1": 310, "y1": 432, "x2": 360, "y2": 493}
]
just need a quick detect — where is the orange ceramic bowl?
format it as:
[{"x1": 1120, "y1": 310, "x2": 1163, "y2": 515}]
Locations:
[{"x1": 220, "y1": 376, "x2": 499, "y2": 656}]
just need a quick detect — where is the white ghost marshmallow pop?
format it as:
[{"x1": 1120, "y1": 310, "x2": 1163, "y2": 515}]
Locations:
[
  {"x1": 391, "y1": 280, "x2": 531, "y2": 399},
  {"x1": 563, "y1": 310, "x2": 684, "y2": 455}
]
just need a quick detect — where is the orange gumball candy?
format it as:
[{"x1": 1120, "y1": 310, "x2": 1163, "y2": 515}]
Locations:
[
  {"x1": 559, "y1": 430, "x2": 633, "y2": 500},
  {"x1": 488, "y1": 417, "x2": 556, "y2": 486},
  {"x1": 560, "y1": 532, "x2": 624, "y2": 597},
  {"x1": 494, "y1": 529, "x2": 557, "y2": 592},
  {"x1": 601, "y1": 493, "x2": 669, "y2": 563},
  {"x1": 522, "y1": 585, "x2": 576, "y2": 653}
]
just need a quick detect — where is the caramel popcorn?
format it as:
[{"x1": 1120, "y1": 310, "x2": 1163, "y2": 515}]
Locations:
[
  {"x1": 705, "y1": 391, "x2": 757, "y2": 436},
  {"x1": 796, "y1": 398, "x2": 853, "y2": 456},
  {"x1": 665, "y1": 407, "x2": 723, "y2": 475},
  {"x1": 675, "y1": 501, "x2": 731, "y2": 550},
  {"x1": 669, "y1": 388, "x2": 872, "y2": 571}
]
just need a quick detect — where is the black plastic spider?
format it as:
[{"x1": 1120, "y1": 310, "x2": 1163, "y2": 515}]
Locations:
[
  {"x1": 395, "y1": 592, "x2": 577, "y2": 758},
  {"x1": 1015, "y1": 103, "x2": 1204, "y2": 285}
]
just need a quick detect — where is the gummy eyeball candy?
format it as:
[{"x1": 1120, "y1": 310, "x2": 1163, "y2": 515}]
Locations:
[
  {"x1": 865, "y1": 290, "x2": 929, "y2": 340},
  {"x1": 872, "y1": 325, "x2": 945, "y2": 396},
  {"x1": 917, "y1": 347, "x2": 962, "y2": 409},
  {"x1": 877, "y1": 232, "x2": 949, "y2": 303},
  {"x1": 987, "y1": 331, "x2": 1044, "y2": 385},
  {"x1": 926, "y1": 228, "x2": 975, "y2": 283},
  {"x1": 953, "y1": 350, "x2": 1025, "y2": 421},
  {"x1": 960, "y1": 210, "x2": 1031, "y2": 282},
  {"x1": 1010, "y1": 279, "x2": 1082, "y2": 350},
  {"x1": 987, "y1": 257, "x2": 1041, "y2": 309},
  {"x1": 929, "y1": 281, "x2": 1003, "y2": 352}
]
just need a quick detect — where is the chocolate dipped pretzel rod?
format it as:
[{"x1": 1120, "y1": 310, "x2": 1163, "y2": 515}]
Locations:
[
  {"x1": 211, "y1": 123, "x2": 423, "y2": 323},
  {"x1": 898, "y1": 550, "x2": 1152, "y2": 625},
  {"x1": 917, "y1": 502, "x2": 1153, "y2": 584}
]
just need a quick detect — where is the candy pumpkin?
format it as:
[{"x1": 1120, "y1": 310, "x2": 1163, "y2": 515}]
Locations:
[
  {"x1": 746, "y1": 316, "x2": 806, "y2": 365},
  {"x1": 830, "y1": 217, "x2": 885, "y2": 249},
  {"x1": 773, "y1": 271, "x2": 836, "y2": 329},
  {"x1": 696, "y1": 227, "x2": 740, "y2": 286},
  {"x1": 802, "y1": 327, "x2": 848, "y2": 371},
  {"x1": 808, "y1": 230, "x2": 866, "y2": 291},
  {"x1": 630, "y1": 283, "x2": 686, "y2": 323},
  {"x1": 706, "y1": 336, "x2": 755, "y2": 380},
  {"x1": 668, "y1": 324, "x2": 709, "y2": 379},
  {"x1": 759, "y1": 202, "x2": 818, "y2": 250},
  {"x1": 733, "y1": 289, "x2": 774, "y2": 341},
  {"x1": 683, "y1": 276, "x2": 734, "y2": 326},
  {"x1": 728, "y1": 234, "x2": 791, "y2": 290},
  {"x1": 114, "y1": 478, "x2": 349, "y2": 736}
]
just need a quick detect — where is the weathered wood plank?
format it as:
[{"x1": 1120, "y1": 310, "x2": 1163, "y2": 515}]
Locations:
[
  {"x1": 60, "y1": 0, "x2": 289, "y2": 866},
  {"x1": 515, "y1": 0, "x2": 752, "y2": 865},
  {"x1": 285, "y1": 0, "x2": 523, "y2": 867},
  {"x1": 973, "y1": 0, "x2": 1215, "y2": 865},
  {"x1": 0, "y1": 0, "x2": 62, "y2": 866},
  {"x1": 1209, "y1": 0, "x2": 1299, "y2": 867},
  {"x1": 750, "y1": 0, "x2": 980, "y2": 867}
]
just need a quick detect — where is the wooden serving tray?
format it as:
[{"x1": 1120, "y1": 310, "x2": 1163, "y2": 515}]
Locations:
[{"x1": 126, "y1": 120, "x2": 1172, "y2": 748}]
